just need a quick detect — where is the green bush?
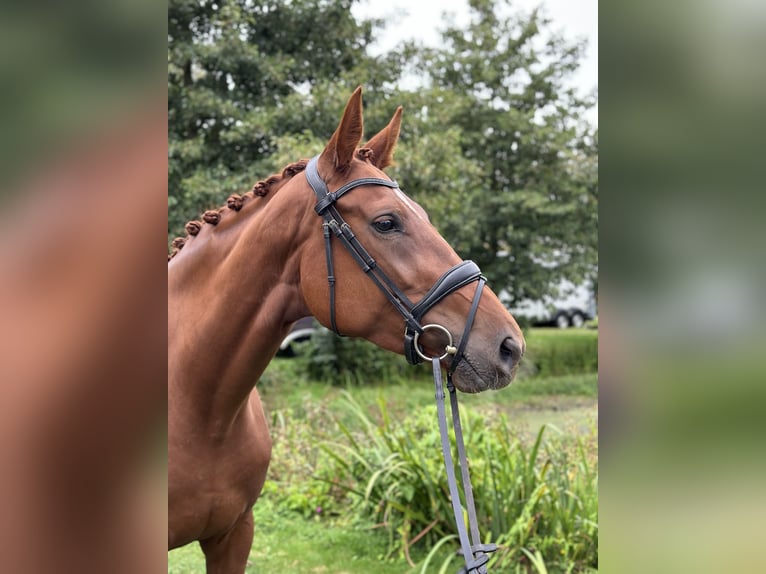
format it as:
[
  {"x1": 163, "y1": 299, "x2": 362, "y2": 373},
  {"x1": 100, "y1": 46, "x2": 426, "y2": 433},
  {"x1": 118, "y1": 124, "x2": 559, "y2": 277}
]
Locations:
[
  {"x1": 521, "y1": 329, "x2": 598, "y2": 378},
  {"x1": 297, "y1": 322, "x2": 411, "y2": 385},
  {"x1": 263, "y1": 406, "x2": 346, "y2": 519},
  {"x1": 319, "y1": 393, "x2": 598, "y2": 572}
]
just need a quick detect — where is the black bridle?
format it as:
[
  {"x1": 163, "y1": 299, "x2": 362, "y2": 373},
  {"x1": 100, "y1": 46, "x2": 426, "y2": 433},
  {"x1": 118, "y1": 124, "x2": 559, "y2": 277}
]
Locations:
[
  {"x1": 306, "y1": 156, "x2": 486, "y2": 368},
  {"x1": 306, "y1": 156, "x2": 497, "y2": 573}
]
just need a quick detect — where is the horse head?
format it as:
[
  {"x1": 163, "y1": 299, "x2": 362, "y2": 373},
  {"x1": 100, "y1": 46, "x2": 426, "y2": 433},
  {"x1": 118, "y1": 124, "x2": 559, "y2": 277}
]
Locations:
[{"x1": 298, "y1": 88, "x2": 525, "y2": 393}]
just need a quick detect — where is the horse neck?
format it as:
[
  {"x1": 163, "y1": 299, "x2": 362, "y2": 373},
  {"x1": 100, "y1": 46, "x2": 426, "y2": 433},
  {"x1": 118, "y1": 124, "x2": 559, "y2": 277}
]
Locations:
[{"x1": 168, "y1": 177, "x2": 314, "y2": 428}]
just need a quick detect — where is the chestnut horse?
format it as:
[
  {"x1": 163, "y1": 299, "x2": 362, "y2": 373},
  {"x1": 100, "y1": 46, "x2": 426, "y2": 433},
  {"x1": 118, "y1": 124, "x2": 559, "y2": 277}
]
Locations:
[{"x1": 168, "y1": 87, "x2": 525, "y2": 573}]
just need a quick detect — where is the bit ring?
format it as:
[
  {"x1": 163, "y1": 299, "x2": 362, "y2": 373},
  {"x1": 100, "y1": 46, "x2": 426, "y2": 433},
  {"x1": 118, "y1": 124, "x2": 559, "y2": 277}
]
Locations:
[{"x1": 413, "y1": 324, "x2": 456, "y2": 361}]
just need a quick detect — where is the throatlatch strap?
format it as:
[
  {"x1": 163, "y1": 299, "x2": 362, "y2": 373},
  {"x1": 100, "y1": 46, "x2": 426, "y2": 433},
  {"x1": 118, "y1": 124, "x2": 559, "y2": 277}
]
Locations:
[{"x1": 322, "y1": 222, "x2": 339, "y2": 334}]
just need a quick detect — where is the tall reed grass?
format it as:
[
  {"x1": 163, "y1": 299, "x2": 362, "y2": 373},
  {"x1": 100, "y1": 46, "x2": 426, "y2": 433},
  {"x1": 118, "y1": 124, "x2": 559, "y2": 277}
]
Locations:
[{"x1": 319, "y1": 393, "x2": 598, "y2": 572}]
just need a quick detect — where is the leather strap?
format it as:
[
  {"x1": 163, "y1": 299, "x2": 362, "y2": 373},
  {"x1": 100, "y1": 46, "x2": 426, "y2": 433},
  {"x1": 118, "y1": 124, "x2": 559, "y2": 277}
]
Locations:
[
  {"x1": 406, "y1": 264, "x2": 484, "y2": 366},
  {"x1": 449, "y1": 277, "x2": 486, "y2": 373},
  {"x1": 433, "y1": 359, "x2": 497, "y2": 573},
  {"x1": 411, "y1": 261, "x2": 482, "y2": 321},
  {"x1": 315, "y1": 177, "x2": 398, "y2": 214},
  {"x1": 307, "y1": 157, "x2": 415, "y2": 334}
]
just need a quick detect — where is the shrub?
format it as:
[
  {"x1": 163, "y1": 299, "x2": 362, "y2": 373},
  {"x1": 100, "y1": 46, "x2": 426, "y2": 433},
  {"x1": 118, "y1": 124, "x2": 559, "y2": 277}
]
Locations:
[
  {"x1": 520, "y1": 329, "x2": 598, "y2": 378},
  {"x1": 297, "y1": 321, "x2": 411, "y2": 384},
  {"x1": 319, "y1": 393, "x2": 598, "y2": 572},
  {"x1": 263, "y1": 406, "x2": 348, "y2": 519}
]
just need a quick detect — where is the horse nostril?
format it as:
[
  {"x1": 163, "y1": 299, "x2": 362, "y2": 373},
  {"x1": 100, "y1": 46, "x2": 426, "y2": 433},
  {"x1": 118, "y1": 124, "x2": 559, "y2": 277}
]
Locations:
[{"x1": 500, "y1": 337, "x2": 522, "y2": 366}]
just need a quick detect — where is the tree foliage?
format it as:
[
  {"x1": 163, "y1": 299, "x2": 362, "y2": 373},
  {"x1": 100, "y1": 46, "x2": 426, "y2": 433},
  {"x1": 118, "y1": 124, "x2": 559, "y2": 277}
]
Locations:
[
  {"x1": 168, "y1": 0, "x2": 377, "y2": 236},
  {"x1": 168, "y1": 0, "x2": 597, "y2": 305},
  {"x1": 389, "y1": 0, "x2": 598, "y2": 301}
]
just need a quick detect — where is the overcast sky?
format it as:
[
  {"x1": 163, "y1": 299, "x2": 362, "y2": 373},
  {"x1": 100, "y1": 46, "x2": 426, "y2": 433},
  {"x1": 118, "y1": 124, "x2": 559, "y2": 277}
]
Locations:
[{"x1": 352, "y1": 0, "x2": 598, "y2": 125}]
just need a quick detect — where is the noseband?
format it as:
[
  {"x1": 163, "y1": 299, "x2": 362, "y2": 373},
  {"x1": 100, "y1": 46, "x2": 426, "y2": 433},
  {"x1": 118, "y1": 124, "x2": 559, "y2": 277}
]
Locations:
[{"x1": 306, "y1": 156, "x2": 496, "y2": 573}]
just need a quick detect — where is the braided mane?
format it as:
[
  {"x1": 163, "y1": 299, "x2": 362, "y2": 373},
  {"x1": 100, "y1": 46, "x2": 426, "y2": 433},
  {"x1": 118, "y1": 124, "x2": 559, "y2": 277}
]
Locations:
[
  {"x1": 167, "y1": 159, "x2": 307, "y2": 260},
  {"x1": 168, "y1": 149, "x2": 377, "y2": 261}
]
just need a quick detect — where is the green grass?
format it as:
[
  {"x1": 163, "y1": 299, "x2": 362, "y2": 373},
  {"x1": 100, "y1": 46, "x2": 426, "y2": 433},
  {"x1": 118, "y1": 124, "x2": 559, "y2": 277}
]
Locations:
[
  {"x1": 520, "y1": 328, "x2": 598, "y2": 378},
  {"x1": 259, "y1": 365, "x2": 597, "y2": 437},
  {"x1": 309, "y1": 393, "x2": 597, "y2": 571},
  {"x1": 259, "y1": 351, "x2": 598, "y2": 412},
  {"x1": 168, "y1": 497, "x2": 452, "y2": 573}
]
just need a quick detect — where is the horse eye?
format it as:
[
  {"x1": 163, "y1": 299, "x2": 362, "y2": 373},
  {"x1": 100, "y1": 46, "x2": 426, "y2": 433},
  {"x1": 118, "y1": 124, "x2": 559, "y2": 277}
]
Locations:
[{"x1": 373, "y1": 218, "x2": 397, "y2": 233}]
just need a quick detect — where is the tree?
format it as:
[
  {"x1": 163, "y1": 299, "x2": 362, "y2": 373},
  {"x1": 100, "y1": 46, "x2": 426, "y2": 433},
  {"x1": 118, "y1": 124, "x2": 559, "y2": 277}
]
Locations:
[
  {"x1": 168, "y1": 0, "x2": 598, "y2": 307},
  {"x1": 168, "y1": 0, "x2": 378, "y2": 240},
  {"x1": 387, "y1": 0, "x2": 598, "y2": 305}
]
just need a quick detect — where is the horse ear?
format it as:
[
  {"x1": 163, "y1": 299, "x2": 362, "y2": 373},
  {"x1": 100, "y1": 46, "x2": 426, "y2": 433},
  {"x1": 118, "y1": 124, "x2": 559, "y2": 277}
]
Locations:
[
  {"x1": 320, "y1": 86, "x2": 364, "y2": 173},
  {"x1": 363, "y1": 106, "x2": 403, "y2": 169}
]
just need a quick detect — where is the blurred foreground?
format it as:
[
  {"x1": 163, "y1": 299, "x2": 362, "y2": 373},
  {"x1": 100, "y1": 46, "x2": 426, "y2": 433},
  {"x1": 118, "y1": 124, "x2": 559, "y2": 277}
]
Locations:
[
  {"x1": 601, "y1": 0, "x2": 766, "y2": 572},
  {"x1": 0, "y1": 2, "x2": 166, "y2": 573}
]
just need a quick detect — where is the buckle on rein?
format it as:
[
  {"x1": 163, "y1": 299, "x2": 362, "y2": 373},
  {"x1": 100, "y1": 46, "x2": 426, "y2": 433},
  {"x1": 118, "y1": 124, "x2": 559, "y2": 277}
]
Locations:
[{"x1": 417, "y1": 326, "x2": 498, "y2": 574}]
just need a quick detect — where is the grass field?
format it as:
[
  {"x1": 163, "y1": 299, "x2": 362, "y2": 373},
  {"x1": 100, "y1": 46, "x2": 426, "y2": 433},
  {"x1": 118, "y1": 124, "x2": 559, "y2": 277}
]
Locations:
[
  {"x1": 169, "y1": 328, "x2": 598, "y2": 573},
  {"x1": 169, "y1": 497, "x2": 419, "y2": 574}
]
